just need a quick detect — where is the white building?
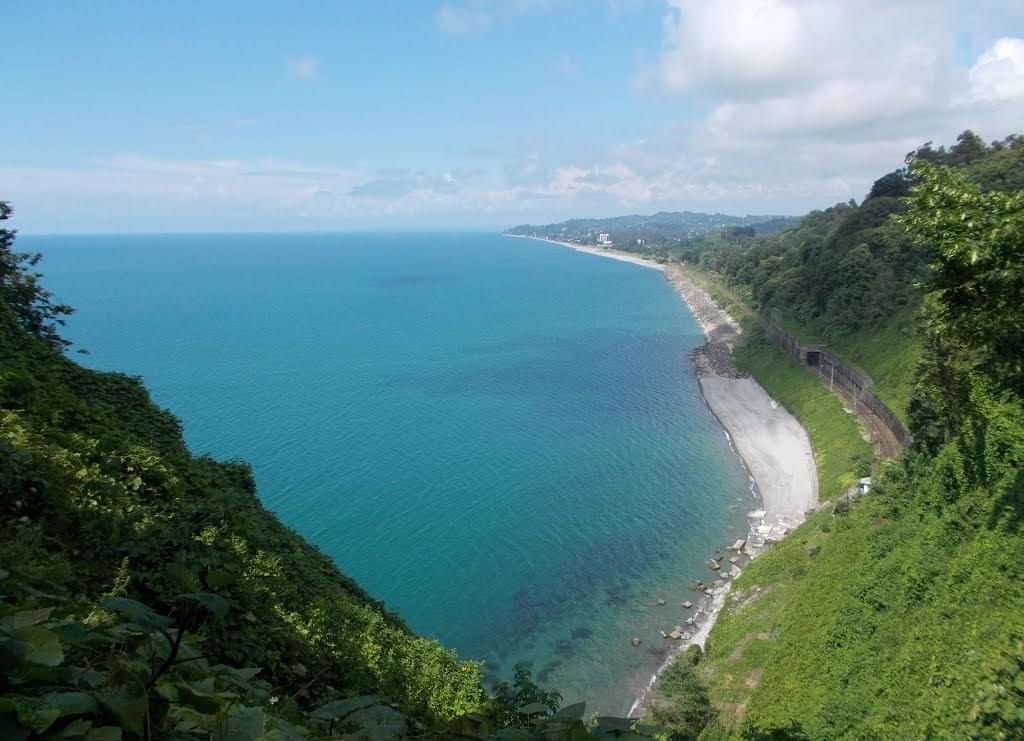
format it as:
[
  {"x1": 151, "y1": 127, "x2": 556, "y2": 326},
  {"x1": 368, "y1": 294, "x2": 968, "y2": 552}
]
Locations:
[{"x1": 596, "y1": 233, "x2": 612, "y2": 245}]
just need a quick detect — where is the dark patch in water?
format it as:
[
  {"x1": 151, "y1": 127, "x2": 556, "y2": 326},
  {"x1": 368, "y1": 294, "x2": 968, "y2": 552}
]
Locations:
[
  {"x1": 604, "y1": 583, "x2": 631, "y2": 607},
  {"x1": 536, "y1": 662, "x2": 561, "y2": 684},
  {"x1": 570, "y1": 626, "x2": 593, "y2": 640},
  {"x1": 554, "y1": 639, "x2": 576, "y2": 659},
  {"x1": 646, "y1": 646, "x2": 670, "y2": 661}
]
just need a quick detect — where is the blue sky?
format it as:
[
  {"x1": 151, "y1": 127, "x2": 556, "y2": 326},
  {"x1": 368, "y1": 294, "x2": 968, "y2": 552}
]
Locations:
[{"x1": 4, "y1": 1, "x2": 1024, "y2": 232}]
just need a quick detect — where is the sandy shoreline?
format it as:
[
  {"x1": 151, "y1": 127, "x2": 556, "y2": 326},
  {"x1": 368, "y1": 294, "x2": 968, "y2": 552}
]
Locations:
[
  {"x1": 626, "y1": 268, "x2": 817, "y2": 718},
  {"x1": 506, "y1": 234, "x2": 818, "y2": 528},
  {"x1": 667, "y1": 266, "x2": 819, "y2": 535},
  {"x1": 504, "y1": 234, "x2": 666, "y2": 271},
  {"x1": 507, "y1": 234, "x2": 818, "y2": 717}
]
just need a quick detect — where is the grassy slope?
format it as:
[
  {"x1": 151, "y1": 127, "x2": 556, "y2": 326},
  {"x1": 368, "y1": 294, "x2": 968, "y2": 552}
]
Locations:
[
  {"x1": 733, "y1": 326, "x2": 873, "y2": 502},
  {"x1": 680, "y1": 264, "x2": 872, "y2": 500},
  {"x1": 702, "y1": 481, "x2": 1024, "y2": 738},
  {"x1": 826, "y1": 311, "x2": 921, "y2": 424},
  {"x1": 686, "y1": 263, "x2": 921, "y2": 426},
  {"x1": 663, "y1": 268, "x2": 876, "y2": 732},
  {"x1": 0, "y1": 304, "x2": 484, "y2": 724},
  {"x1": 672, "y1": 269, "x2": 1024, "y2": 738}
]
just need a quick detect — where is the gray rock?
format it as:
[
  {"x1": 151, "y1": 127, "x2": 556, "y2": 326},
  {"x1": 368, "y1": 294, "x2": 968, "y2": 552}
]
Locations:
[{"x1": 681, "y1": 600, "x2": 693, "y2": 609}]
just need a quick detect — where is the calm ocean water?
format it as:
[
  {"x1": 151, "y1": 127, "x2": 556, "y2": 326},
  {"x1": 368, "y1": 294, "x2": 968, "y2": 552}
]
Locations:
[{"x1": 29, "y1": 232, "x2": 752, "y2": 714}]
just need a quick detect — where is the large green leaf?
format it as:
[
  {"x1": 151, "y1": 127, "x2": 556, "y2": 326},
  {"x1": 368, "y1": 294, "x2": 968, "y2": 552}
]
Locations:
[
  {"x1": 0, "y1": 608, "x2": 53, "y2": 631},
  {"x1": 175, "y1": 680, "x2": 234, "y2": 714},
  {"x1": 60, "y1": 717, "x2": 94, "y2": 738},
  {"x1": 100, "y1": 597, "x2": 172, "y2": 631},
  {"x1": 309, "y1": 695, "x2": 381, "y2": 721},
  {"x1": 96, "y1": 684, "x2": 147, "y2": 737},
  {"x1": 554, "y1": 702, "x2": 586, "y2": 720},
  {"x1": 517, "y1": 702, "x2": 551, "y2": 716},
  {"x1": 12, "y1": 625, "x2": 63, "y2": 667},
  {"x1": 176, "y1": 592, "x2": 229, "y2": 619},
  {"x1": 345, "y1": 705, "x2": 407, "y2": 741},
  {"x1": 47, "y1": 691, "x2": 96, "y2": 713},
  {"x1": 84, "y1": 727, "x2": 123, "y2": 741},
  {"x1": 2, "y1": 695, "x2": 59, "y2": 733},
  {"x1": 220, "y1": 706, "x2": 266, "y2": 739}
]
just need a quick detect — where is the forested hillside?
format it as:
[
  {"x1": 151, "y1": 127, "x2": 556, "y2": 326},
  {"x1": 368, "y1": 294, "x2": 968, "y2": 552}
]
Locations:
[
  {"x1": 661, "y1": 131, "x2": 1024, "y2": 419},
  {"x1": 3, "y1": 129, "x2": 1022, "y2": 739},
  {"x1": 650, "y1": 134, "x2": 1024, "y2": 738},
  {"x1": 506, "y1": 211, "x2": 795, "y2": 246}
]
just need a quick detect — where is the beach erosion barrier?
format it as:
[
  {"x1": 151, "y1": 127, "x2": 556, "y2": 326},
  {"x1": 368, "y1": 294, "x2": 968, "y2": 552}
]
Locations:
[{"x1": 763, "y1": 321, "x2": 913, "y2": 449}]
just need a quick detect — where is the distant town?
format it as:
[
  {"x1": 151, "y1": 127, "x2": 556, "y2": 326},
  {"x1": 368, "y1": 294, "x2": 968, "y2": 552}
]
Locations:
[{"x1": 506, "y1": 210, "x2": 797, "y2": 249}]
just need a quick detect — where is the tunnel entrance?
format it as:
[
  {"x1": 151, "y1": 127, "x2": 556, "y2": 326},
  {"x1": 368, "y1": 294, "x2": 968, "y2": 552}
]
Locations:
[{"x1": 805, "y1": 351, "x2": 821, "y2": 367}]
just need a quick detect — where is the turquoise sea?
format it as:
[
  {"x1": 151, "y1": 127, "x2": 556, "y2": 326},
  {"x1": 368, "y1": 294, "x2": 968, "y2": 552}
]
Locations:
[{"x1": 29, "y1": 232, "x2": 752, "y2": 714}]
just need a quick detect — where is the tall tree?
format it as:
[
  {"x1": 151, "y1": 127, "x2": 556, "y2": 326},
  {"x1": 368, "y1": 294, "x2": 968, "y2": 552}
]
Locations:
[
  {"x1": 899, "y1": 162, "x2": 1024, "y2": 392},
  {"x1": 0, "y1": 201, "x2": 73, "y2": 349}
]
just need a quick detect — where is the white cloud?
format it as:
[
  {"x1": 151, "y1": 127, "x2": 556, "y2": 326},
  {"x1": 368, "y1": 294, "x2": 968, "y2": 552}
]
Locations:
[
  {"x1": 286, "y1": 54, "x2": 319, "y2": 79},
  {"x1": 435, "y1": 2, "x2": 492, "y2": 33},
  {"x1": 657, "y1": 0, "x2": 958, "y2": 139},
  {"x1": 584, "y1": 0, "x2": 1024, "y2": 214},
  {"x1": 968, "y1": 37, "x2": 1024, "y2": 102},
  {"x1": 8, "y1": 1, "x2": 1024, "y2": 232}
]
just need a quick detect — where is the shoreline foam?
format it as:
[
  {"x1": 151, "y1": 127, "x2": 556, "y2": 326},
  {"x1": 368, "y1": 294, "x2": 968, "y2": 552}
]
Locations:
[{"x1": 507, "y1": 234, "x2": 818, "y2": 718}]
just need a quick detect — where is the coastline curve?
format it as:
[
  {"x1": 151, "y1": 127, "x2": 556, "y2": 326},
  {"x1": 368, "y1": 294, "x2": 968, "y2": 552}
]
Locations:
[{"x1": 504, "y1": 235, "x2": 819, "y2": 717}]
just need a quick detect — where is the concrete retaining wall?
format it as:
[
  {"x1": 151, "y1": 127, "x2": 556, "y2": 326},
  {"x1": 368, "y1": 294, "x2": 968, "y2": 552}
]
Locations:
[{"x1": 764, "y1": 323, "x2": 913, "y2": 448}]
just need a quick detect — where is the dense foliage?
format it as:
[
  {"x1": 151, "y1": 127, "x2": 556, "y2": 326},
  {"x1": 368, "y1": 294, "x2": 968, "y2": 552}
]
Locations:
[
  {"x1": 0, "y1": 203, "x2": 73, "y2": 350},
  {"x1": 658, "y1": 136, "x2": 1024, "y2": 738},
  {"x1": 643, "y1": 132, "x2": 1024, "y2": 420},
  {"x1": 4, "y1": 128, "x2": 1023, "y2": 739}
]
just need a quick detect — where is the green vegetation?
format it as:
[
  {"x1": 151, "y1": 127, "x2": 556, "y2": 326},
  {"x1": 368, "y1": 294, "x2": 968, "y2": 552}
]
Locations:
[
  {"x1": 733, "y1": 326, "x2": 872, "y2": 501},
  {"x1": 0, "y1": 205, "x2": 666, "y2": 739},
  {"x1": 4, "y1": 129, "x2": 1023, "y2": 739},
  {"x1": 648, "y1": 648, "x2": 715, "y2": 739},
  {"x1": 632, "y1": 132, "x2": 1024, "y2": 422},
  {"x1": 679, "y1": 263, "x2": 873, "y2": 500},
  {"x1": 505, "y1": 211, "x2": 796, "y2": 247},
  {"x1": 824, "y1": 311, "x2": 921, "y2": 422},
  {"x1": 650, "y1": 133, "x2": 1024, "y2": 738}
]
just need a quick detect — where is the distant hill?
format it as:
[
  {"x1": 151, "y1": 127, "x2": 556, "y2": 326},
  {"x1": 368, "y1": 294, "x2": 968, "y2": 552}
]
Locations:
[{"x1": 506, "y1": 211, "x2": 797, "y2": 245}]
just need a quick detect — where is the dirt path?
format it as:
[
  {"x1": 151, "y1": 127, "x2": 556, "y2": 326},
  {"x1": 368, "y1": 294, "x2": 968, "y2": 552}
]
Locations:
[{"x1": 829, "y1": 383, "x2": 905, "y2": 459}]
